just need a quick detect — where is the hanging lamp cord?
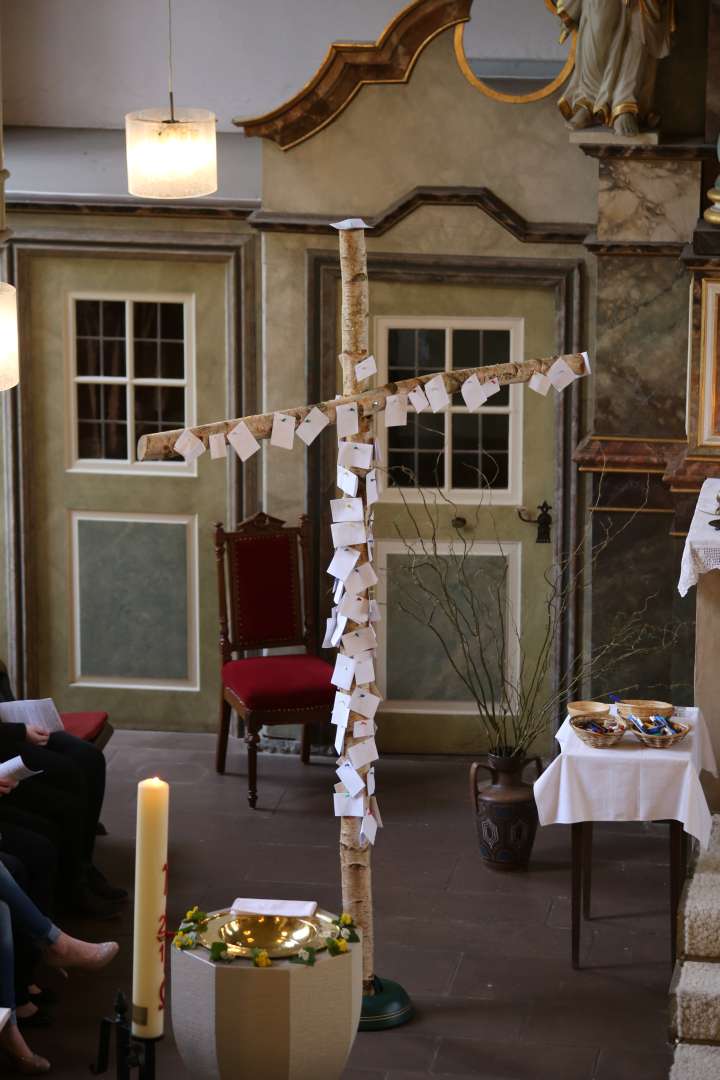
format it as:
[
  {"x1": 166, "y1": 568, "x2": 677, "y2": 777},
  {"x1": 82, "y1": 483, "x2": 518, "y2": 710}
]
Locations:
[{"x1": 167, "y1": 0, "x2": 176, "y2": 122}]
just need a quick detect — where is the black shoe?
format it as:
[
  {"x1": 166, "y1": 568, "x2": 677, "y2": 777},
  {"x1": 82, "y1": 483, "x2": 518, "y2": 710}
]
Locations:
[
  {"x1": 87, "y1": 865, "x2": 128, "y2": 902},
  {"x1": 17, "y1": 1006, "x2": 53, "y2": 1029},
  {"x1": 28, "y1": 987, "x2": 59, "y2": 1008}
]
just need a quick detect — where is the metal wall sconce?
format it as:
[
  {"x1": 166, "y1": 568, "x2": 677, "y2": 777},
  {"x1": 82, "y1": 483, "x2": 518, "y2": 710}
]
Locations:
[{"x1": 517, "y1": 500, "x2": 552, "y2": 543}]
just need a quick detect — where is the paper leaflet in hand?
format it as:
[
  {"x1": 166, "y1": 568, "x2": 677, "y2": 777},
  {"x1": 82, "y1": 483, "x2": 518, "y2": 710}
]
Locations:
[
  {"x1": 0, "y1": 699, "x2": 64, "y2": 735},
  {"x1": 297, "y1": 407, "x2": 330, "y2": 446},
  {"x1": 231, "y1": 898, "x2": 318, "y2": 917},
  {"x1": 0, "y1": 756, "x2": 41, "y2": 783}
]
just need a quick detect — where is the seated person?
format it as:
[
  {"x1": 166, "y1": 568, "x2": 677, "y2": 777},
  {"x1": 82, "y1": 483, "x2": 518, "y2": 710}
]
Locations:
[{"x1": 0, "y1": 859, "x2": 118, "y2": 1075}]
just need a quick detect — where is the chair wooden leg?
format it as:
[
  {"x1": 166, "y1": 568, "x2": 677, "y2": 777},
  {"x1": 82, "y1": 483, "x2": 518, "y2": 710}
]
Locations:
[
  {"x1": 301, "y1": 724, "x2": 311, "y2": 765},
  {"x1": 246, "y1": 722, "x2": 259, "y2": 809},
  {"x1": 216, "y1": 696, "x2": 231, "y2": 775}
]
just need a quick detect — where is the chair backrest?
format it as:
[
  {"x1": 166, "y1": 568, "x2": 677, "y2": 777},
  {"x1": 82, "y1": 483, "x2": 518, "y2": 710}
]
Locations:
[{"x1": 215, "y1": 512, "x2": 314, "y2": 658}]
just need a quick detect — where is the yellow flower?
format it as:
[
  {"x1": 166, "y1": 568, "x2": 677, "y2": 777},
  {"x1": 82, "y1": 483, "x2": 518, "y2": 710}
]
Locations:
[
  {"x1": 185, "y1": 906, "x2": 199, "y2": 921},
  {"x1": 173, "y1": 932, "x2": 193, "y2": 950},
  {"x1": 254, "y1": 949, "x2": 272, "y2": 968},
  {"x1": 339, "y1": 913, "x2": 353, "y2": 926},
  {"x1": 336, "y1": 938, "x2": 349, "y2": 954}
]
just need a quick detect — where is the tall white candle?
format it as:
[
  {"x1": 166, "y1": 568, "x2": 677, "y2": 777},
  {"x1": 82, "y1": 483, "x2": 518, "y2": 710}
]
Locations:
[{"x1": 131, "y1": 777, "x2": 169, "y2": 1039}]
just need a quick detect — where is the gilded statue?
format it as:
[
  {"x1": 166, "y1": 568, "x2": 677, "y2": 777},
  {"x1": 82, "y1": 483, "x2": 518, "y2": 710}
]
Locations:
[{"x1": 555, "y1": 1, "x2": 677, "y2": 135}]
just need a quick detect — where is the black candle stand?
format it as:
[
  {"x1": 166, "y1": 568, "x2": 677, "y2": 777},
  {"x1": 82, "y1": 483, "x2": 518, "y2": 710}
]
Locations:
[{"x1": 91, "y1": 992, "x2": 159, "y2": 1079}]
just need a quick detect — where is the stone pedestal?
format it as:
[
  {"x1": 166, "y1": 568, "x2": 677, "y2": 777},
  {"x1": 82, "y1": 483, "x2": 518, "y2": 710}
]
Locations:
[{"x1": 171, "y1": 941, "x2": 362, "y2": 1080}]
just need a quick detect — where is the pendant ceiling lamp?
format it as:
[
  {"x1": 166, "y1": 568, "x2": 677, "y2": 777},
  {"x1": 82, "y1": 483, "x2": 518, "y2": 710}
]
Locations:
[
  {"x1": 125, "y1": 0, "x2": 217, "y2": 199},
  {"x1": 0, "y1": 284, "x2": 19, "y2": 391}
]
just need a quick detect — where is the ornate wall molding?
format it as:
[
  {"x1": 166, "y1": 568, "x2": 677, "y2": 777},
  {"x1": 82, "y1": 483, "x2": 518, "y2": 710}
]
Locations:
[
  {"x1": 248, "y1": 185, "x2": 591, "y2": 243},
  {"x1": 235, "y1": 0, "x2": 473, "y2": 150}
]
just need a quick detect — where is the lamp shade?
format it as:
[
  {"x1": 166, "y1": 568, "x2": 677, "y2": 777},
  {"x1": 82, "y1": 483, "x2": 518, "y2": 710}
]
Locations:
[
  {"x1": 0, "y1": 284, "x2": 19, "y2": 391},
  {"x1": 125, "y1": 107, "x2": 217, "y2": 199}
]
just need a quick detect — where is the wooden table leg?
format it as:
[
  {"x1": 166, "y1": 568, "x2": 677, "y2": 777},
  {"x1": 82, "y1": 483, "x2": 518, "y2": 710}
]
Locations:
[
  {"x1": 582, "y1": 822, "x2": 593, "y2": 920},
  {"x1": 669, "y1": 821, "x2": 687, "y2": 967},
  {"x1": 571, "y1": 822, "x2": 584, "y2": 969}
]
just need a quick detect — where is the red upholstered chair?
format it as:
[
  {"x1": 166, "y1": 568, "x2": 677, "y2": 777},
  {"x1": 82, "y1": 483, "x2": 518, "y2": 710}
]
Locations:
[{"x1": 215, "y1": 512, "x2": 333, "y2": 808}]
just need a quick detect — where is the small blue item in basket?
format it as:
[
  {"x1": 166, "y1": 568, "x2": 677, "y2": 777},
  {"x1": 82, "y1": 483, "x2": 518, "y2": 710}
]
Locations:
[{"x1": 628, "y1": 714, "x2": 665, "y2": 736}]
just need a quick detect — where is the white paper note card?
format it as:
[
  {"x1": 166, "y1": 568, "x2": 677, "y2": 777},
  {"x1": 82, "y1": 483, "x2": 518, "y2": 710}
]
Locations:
[
  {"x1": 355, "y1": 354, "x2": 377, "y2": 381},
  {"x1": 335, "y1": 724, "x2": 346, "y2": 755},
  {"x1": 209, "y1": 432, "x2": 227, "y2": 459},
  {"x1": 338, "y1": 593, "x2": 369, "y2": 623},
  {"x1": 369, "y1": 599, "x2": 381, "y2": 623},
  {"x1": 360, "y1": 813, "x2": 378, "y2": 845},
  {"x1": 297, "y1": 407, "x2": 330, "y2": 446},
  {"x1": 331, "y1": 654, "x2": 356, "y2": 691},
  {"x1": 330, "y1": 613, "x2": 348, "y2": 647},
  {"x1": 366, "y1": 469, "x2": 381, "y2": 506},
  {"x1": 331, "y1": 497, "x2": 364, "y2": 523},
  {"x1": 322, "y1": 612, "x2": 337, "y2": 649},
  {"x1": 528, "y1": 371, "x2": 551, "y2": 396},
  {"x1": 337, "y1": 464, "x2": 359, "y2": 497},
  {"x1": 460, "y1": 375, "x2": 487, "y2": 412},
  {"x1": 338, "y1": 441, "x2": 373, "y2": 470},
  {"x1": 409, "y1": 384, "x2": 430, "y2": 413},
  {"x1": 174, "y1": 429, "x2": 205, "y2": 462},
  {"x1": 331, "y1": 692, "x2": 351, "y2": 727},
  {"x1": 384, "y1": 393, "x2": 408, "y2": 427},
  {"x1": 548, "y1": 358, "x2": 577, "y2": 392},
  {"x1": 580, "y1": 350, "x2": 592, "y2": 374},
  {"x1": 336, "y1": 402, "x2": 359, "y2": 438},
  {"x1": 348, "y1": 737, "x2": 379, "y2": 770},
  {"x1": 331, "y1": 521, "x2": 367, "y2": 548},
  {"x1": 354, "y1": 650, "x2": 375, "y2": 686},
  {"x1": 484, "y1": 378, "x2": 502, "y2": 399},
  {"x1": 336, "y1": 760, "x2": 365, "y2": 797},
  {"x1": 341, "y1": 627, "x2": 376, "y2": 657},
  {"x1": 271, "y1": 412, "x2": 296, "y2": 449},
  {"x1": 228, "y1": 421, "x2": 261, "y2": 462},
  {"x1": 346, "y1": 561, "x2": 378, "y2": 593},
  {"x1": 330, "y1": 218, "x2": 368, "y2": 230},
  {"x1": 367, "y1": 766, "x2": 376, "y2": 796},
  {"x1": 350, "y1": 687, "x2": 381, "y2": 719},
  {"x1": 370, "y1": 795, "x2": 383, "y2": 827},
  {"x1": 333, "y1": 793, "x2": 365, "y2": 817},
  {"x1": 425, "y1": 374, "x2": 451, "y2": 413},
  {"x1": 353, "y1": 718, "x2": 375, "y2": 739},
  {"x1": 327, "y1": 546, "x2": 360, "y2": 581}
]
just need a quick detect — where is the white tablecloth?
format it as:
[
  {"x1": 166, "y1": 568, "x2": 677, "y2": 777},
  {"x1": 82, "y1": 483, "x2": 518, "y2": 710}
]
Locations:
[
  {"x1": 534, "y1": 708, "x2": 718, "y2": 848},
  {"x1": 679, "y1": 478, "x2": 720, "y2": 597}
]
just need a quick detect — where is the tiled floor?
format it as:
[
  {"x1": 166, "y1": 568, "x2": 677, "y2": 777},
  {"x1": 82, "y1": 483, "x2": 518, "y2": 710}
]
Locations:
[{"x1": 27, "y1": 731, "x2": 674, "y2": 1078}]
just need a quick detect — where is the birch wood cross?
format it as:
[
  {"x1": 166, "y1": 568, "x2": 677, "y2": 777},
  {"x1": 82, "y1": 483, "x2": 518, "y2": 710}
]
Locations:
[{"x1": 137, "y1": 226, "x2": 589, "y2": 997}]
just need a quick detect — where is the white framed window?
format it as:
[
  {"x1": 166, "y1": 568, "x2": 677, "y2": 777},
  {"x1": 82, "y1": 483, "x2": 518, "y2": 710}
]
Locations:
[
  {"x1": 374, "y1": 316, "x2": 524, "y2": 505},
  {"x1": 374, "y1": 539, "x2": 522, "y2": 714},
  {"x1": 66, "y1": 292, "x2": 196, "y2": 476}
]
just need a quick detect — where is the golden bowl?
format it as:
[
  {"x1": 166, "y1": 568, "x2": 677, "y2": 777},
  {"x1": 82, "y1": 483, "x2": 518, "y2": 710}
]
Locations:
[
  {"x1": 197, "y1": 908, "x2": 336, "y2": 959},
  {"x1": 570, "y1": 715, "x2": 626, "y2": 749},
  {"x1": 617, "y1": 699, "x2": 673, "y2": 720},
  {"x1": 567, "y1": 700, "x2": 610, "y2": 718}
]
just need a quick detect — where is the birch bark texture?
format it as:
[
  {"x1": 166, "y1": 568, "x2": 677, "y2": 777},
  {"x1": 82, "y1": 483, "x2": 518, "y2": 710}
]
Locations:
[{"x1": 336, "y1": 224, "x2": 376, "y2": 993}]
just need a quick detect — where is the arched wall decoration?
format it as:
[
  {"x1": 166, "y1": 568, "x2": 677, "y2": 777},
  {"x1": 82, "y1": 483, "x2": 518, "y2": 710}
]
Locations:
[{"x1": 453, "y1": 1, "x2": 576, "y2": 105}]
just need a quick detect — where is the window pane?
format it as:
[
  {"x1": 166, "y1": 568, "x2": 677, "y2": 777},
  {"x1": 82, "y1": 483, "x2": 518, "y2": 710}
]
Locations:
[
  {"x1": 483, "y1": 330, "x2": 510, "y2": 365},
  {"x1": 160, "y1": 341, "x2": 184, "y2": 380},
  {"x1": 102, "y1": 338, "x2": 126, "y2": 378},
  {"x1": 76, "y1": 300, "x2": 100, "y2": 337},
  {"x1": 417, "y1": 451, "x2": 445, "y2": 487},
  {"x1": 452, "y1": 452, "x2": 480, "y2": 488},
  {"x1": 452, "y1": 328, "x2": 511, "y2": 405},
  {"x1": 77, "y1": 421, "x2": 102, "y2": 458},
  {"x1": 481, "y1": 452, "x2": 509, "y2": 489},
  {"x1": 134, "y1": 302, "x2": 158, "y2": 339},
  {"x1": 104, "y1": 384, "x2": 127, "y2": 423},
  {"x1": 452, "y1": 412, "x2": 480, "y2": 451},
  {"x1": 416, "y1": 412, "x2": 445, "y2": 447},
  {"x1": 482, "y1": 413, "x2": 509, "y2": 452},
  {"x1": 388, "y1": 451, "x2": 417, "y2": 487},
  {"x1": 104, "y1": 423, "x2": 128, "y2": 460},
  {"x1": 134, "y1": 385, "x2": 186, "y2": 430},
  {"x1": 77, "y1": 383, "x2": 101, "y2": 421},
  {"x1": 160, "y1": 303, "x2": 184, "y2": 340},
  {"x1": 388, "y1": 328, "x2": 444, "y2": 381},
  {"x1": 101, "y1": 301, "x2": 125, "y2": 339},
  {"x1": 452, "y1": 329, "x2": 481, "y2": 369},
  {"x1": 134, "y1": 340, "x2": 158, "y2": 379},
  {"x1": 76, "y1": 338, "x2": 101, "y2": 376}
]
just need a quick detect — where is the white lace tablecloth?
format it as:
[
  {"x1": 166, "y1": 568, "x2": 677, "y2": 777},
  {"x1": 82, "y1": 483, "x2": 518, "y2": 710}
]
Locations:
[
  {"x1": 534, "y1": 708, "x2": 718, "y2": 848},
  {"x1": 679, "y1": 479, "x2": 720, "y2": 597}
]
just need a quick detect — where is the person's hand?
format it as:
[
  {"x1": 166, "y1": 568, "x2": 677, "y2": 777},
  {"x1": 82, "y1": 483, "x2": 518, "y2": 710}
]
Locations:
[
  {"x1": 25, "y1": 726, "x2": 49, "y2": 746},
  {"x1": 0, "y1": 778, "x2": 17, "y2": 796}
]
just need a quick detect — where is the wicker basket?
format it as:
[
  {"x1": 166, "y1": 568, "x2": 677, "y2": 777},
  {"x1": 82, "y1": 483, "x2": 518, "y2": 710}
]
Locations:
[
  {"x1": 629, "y1": 720, "x2": 690, "y2": 749},
  {"x1": 567, "y1": 700, "x2": 610, "y2": 718},
  {"x1": 570, "y1": 715, "x2": 626, "y2": 749},
  {"x1": 617, "y1": 699, "x2": 673, "y2": 720}
]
